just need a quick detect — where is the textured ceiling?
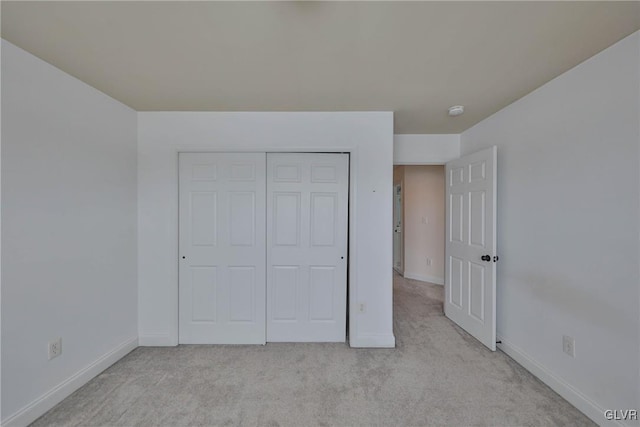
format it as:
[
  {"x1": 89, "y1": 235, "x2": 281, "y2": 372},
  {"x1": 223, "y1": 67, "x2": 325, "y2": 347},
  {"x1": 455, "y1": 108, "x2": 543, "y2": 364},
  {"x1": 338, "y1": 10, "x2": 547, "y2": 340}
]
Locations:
[{"x1": 2, "y1": 1, "x2": 639, "y2": 133}]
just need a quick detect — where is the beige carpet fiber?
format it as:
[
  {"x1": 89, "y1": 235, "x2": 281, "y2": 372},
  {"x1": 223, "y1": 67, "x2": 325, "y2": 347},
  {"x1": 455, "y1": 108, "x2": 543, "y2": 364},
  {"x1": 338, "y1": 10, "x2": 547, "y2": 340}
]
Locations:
[{"x1": 32, "y1": 273, "x2": 594, "y2": 426}]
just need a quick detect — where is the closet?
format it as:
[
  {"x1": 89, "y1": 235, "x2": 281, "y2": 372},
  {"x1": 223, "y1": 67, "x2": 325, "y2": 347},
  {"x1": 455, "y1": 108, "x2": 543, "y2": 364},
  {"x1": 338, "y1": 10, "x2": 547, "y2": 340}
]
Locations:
[{"x1": 178, "y1": 152, "x2": 348, "y2": 344}]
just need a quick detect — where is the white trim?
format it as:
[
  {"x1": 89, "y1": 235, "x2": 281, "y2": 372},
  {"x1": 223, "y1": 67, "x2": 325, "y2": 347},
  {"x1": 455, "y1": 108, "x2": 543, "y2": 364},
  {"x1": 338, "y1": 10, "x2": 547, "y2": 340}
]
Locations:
[
  {"x1": 497, "y1": 335, "x2": 624, "y2": 427},
  {"x1": 403, "y1": 272, "x2": 444, "y2": 286},
  {"x1": 138, "y1": 333, "x2": 176, "y2": 347},
  {"x1": 2, "y1": 337, "x2": 138, "y2": 427},
  {"x1": 349, "y1": 333, "x2": 396, "y2": 348}
]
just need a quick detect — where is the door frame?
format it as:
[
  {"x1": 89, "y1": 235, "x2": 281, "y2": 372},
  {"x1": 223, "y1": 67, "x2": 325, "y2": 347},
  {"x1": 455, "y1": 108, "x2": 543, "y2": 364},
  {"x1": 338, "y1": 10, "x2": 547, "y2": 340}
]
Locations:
[
  {"x1": 392, "y1": 160, "x2": 447, "y2": 281},
  {"x1": 176, "y1": 148, "x2": 354, "y2": 344},
  {"x1": 392, "y1": 183, "x2": 404, "y2": 275}
]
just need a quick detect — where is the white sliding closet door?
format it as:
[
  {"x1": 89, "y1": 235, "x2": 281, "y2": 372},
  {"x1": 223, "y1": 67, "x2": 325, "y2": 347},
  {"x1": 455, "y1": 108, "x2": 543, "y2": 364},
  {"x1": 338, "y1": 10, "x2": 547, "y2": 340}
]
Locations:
[
  {"x1": 267, "y1": 153, "x2": 349, "y2": 342},
  {"x1": 179, "y1": 153, "x2": 266, "y2": 344}
]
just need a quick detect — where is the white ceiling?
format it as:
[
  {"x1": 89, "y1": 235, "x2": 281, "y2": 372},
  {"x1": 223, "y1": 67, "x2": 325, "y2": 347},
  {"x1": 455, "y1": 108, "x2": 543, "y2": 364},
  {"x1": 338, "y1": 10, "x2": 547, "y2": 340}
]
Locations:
[{"x1": 2, "y1": 1, "x2": 639, "y2": 134}]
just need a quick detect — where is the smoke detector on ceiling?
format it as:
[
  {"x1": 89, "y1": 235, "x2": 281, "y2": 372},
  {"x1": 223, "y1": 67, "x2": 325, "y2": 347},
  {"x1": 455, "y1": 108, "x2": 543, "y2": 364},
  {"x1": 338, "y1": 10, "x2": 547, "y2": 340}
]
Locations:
[{"x1": 448, "y1": 105, "x2": 465, "y2": 117}]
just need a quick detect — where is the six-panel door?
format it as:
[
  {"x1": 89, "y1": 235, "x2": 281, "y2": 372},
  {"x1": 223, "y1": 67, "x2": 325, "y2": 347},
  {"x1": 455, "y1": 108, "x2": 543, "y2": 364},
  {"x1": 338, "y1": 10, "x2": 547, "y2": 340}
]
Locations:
[
  {"x1": 445, "y1": 146, "x2": 497, "y2": 351},
  {"x1": 179, "y1": 153, "x2": 267, "y2": 344},
  {"x1": 266, "y1": 153, "x2": 349, "y2": 342}
]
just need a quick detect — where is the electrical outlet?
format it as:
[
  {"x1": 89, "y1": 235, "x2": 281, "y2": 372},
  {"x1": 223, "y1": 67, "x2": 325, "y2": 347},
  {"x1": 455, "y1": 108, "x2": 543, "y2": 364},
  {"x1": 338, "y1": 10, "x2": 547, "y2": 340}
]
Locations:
[
  {"x1": 421, "y1": 216, "x2": 429, "y2": 225},
  {"x1": 359, "y1": 303, "x2": 366, "y2": 313},
  {"x1": 426, "y1": 257, "x2": 432, "y2": 267},
  {"x1": 48, "y1": 337, "x2": 62, "y2": 360},
  {"x1": 562, "y1": 335, "x2": 575, "y2": 358}
]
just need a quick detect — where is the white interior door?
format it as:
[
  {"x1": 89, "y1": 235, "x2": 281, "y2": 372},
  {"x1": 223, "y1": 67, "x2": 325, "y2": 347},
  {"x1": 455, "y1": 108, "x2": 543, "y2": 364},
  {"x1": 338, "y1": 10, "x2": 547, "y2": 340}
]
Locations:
[
  {"x1": 179, "y1": 153, "x2": 266, "y2": 344},
  {"x1": 445, "y1": 146, "x2": 497, "y2": 351},
  {"x1": 393, "y1": 184, "x2": 403, "y2": 274},
  {"x1": 267, "y1": 153, "x2": 349, "y2": 342}
]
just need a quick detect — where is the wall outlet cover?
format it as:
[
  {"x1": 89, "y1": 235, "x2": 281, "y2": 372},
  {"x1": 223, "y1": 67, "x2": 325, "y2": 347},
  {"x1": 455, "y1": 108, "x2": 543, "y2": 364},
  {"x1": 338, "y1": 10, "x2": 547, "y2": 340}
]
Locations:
[
  {"x1": 562, "y1": 335, "x2": 575, "y2": 358},
  {"x1": 48, "y1": 337, "x2": 62, "y2": 360}
]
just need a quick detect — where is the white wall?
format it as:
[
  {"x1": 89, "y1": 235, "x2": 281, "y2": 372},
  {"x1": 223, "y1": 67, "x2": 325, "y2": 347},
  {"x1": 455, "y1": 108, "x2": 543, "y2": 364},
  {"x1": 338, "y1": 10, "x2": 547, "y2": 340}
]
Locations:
[
  {"x1": 138, "y1": 112, "x2": 395, "y2": 348},
  {"x1": 401, "y1": 166, "x2": 445, "y2": 285},
  {"x1": 461, "y1": 32, "x2": 640, "y2": 426},
  {"x1": 1, "y1": 41, "x2": 138, "y2": 426},
  {"x1": 393, "y1": 134, "x2": 459, "y2": 165}
]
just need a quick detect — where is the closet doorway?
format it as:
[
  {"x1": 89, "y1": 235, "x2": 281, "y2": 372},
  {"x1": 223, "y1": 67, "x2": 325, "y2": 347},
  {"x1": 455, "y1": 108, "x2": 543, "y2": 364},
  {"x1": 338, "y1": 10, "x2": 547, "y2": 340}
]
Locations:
[{"x1": 178, "y1": 152, "x2": 349, "y2": 344}]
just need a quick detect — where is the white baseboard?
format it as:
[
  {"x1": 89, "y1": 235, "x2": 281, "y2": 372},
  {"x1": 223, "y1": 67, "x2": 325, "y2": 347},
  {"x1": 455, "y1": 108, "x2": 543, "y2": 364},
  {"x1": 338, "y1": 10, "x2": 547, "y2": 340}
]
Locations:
[
  {"x1": 138, "y1": 333, "x2": 176, "y2": 346},
  {"x1": 403, "y1": 272, "x2": 444, "y2": 286},
  {"x1": 2, "y1": 336, "x2": 138, "y2": 427},
  {"x1": 497, "y1": 334, "x2": 626, "y2": 427},
  {"x1": 349, "y1": 333, "x2": 396, "y2": 348}
]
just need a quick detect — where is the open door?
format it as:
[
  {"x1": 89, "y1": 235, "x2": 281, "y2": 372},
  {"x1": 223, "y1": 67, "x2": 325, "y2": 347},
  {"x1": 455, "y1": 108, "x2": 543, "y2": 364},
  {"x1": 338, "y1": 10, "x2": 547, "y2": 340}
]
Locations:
[{"x1": 445, "y1": 146, "x2": 497, "y2": 351}]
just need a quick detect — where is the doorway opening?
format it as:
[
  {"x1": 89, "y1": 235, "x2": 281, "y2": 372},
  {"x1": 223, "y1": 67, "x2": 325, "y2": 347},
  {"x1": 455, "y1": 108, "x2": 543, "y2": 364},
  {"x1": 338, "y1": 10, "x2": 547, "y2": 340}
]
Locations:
[
  {"x1": 394, "y1": 146, "x2": 498, "y2": 351},
  {"x1": 392, "y1": 165, "x2": 446, "y2": 286}
]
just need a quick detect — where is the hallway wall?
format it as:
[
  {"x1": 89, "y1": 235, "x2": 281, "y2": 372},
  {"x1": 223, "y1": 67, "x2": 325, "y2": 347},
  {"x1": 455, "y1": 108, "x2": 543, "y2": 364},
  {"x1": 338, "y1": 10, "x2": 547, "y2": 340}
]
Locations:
[{"x1": 394, "y1": 165, "x2": 445, "y2": 285}]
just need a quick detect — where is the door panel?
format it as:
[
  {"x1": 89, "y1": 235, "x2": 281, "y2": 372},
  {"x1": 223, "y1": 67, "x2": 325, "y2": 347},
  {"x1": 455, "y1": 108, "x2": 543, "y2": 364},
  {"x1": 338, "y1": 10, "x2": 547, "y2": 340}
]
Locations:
[
  {"x1": 191, "y1": 267, "x2": 217, "y2": 321},
  {"x1": 228, "y1": 267, "x2": 255, "y2": 322},
  {"x1": 229, "y1": 192, "x2": 256, "y2": 246},
  {"x1": 191, "y1": 192, "x2": 217, "y2": 246},
  {"x1": 179, "y1": 153, "x2": 266, "y2": 344},
  {"x1": 272, "y1": 266, "x2": 298, "y2": 321},
  {"x1": 274, "y1": 164, "x2": 302, "y2": 182},
  {"x1": 267, "y1": 153, "x2": 349, "y2": 342},
  {"x1": 445, "y1": 146, "x2": 497, "y2": 351},
  {"x1": 450, "y1": 193, "x2": 464, "y2": 243},
  {"x1": 309, "y1": 266, "x2": 336, "y2": 321},
  {"x1": 310, "y1": 193, "x2": 337, "y2": 246},
  {"x1": 469, "y1": 262, "x2": 485, "y2": 321},
  {"x1": 229, "y1": 162, "x2": 256, "y2": 181},
  {"x1": 449, "y1": 256, "x2": 464, "y2": 309},
  {"x1": 273, "y1": 193, "x2": 301, "y2": 246},
  {"x1": 469, "y1": 191, "x2": 486, "y2": 247}
]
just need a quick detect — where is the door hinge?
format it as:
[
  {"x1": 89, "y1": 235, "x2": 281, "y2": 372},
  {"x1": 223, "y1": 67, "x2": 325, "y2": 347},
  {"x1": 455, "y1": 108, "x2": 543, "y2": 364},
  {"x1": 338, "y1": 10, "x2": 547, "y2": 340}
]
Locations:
[{"x1": 493, "y1": 256, "x2": 499, "y2": 262}]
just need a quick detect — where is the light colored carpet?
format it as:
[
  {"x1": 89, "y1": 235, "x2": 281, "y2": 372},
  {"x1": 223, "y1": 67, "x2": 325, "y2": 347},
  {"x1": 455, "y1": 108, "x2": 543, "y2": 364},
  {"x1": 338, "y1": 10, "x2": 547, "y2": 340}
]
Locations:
[{"x1": 32, "y1": 273, "x2": 594, "y2": 426}]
